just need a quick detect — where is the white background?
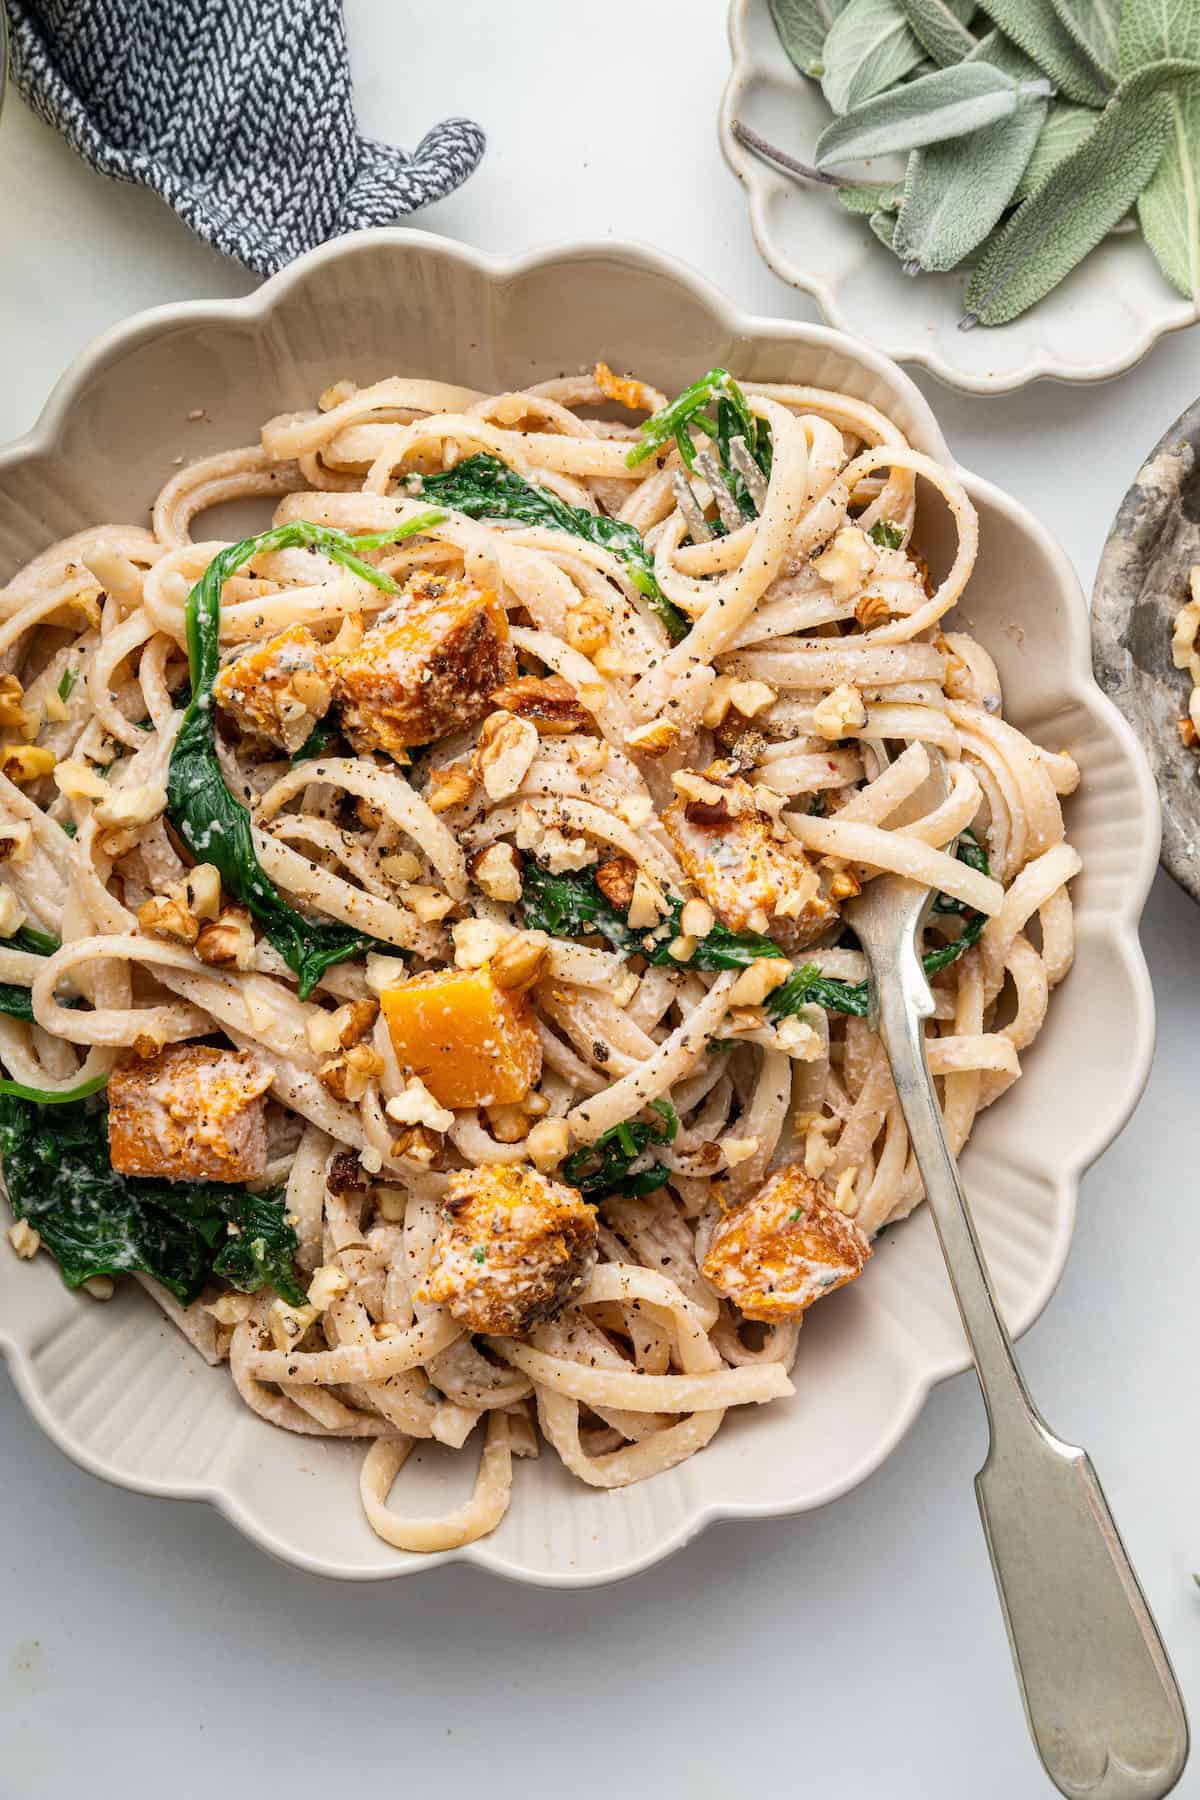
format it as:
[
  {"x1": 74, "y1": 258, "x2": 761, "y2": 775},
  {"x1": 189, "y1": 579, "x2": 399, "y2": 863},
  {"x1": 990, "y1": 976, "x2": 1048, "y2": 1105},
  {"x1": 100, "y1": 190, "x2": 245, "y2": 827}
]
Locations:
[{"x1": 1, "y1": 3, "x2": 1198, "y2": 1796}]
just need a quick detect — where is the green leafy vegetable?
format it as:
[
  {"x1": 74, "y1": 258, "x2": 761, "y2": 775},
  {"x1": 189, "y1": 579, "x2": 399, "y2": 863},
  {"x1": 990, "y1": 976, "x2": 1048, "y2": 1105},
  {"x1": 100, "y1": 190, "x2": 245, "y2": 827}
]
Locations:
[
  {"x1": 898, "y1": 0, "x2": 977, "y2": 68},
  {"x1": 57, "y1": 666, "x2": 78, "y2": 702},
  {"x1": 837, "y1": 180, "x2": 906, "y2": 214},
  {"x1": 1013, "y1": 100, "x2": 1102, "y2": 199},
  {"x1": 290, "y1": 717, "x2": 339, "y2": 765},
  {"x1": 625, "y1": 370, "x2": 773, "y2": 541},
  {"x1": 893, "y1": 34, "x2": 1050, "y2": 272},
  {"x1": 415, "y1": 453, "x2": 688, "y2": 644},
  {"x1": 1049, "y1": 0, "x2": 1118, "y2": 84},
  {"x1": 963, "y1": 78, "x2": 1175, "y2": 325},
  {"x1": 868, "y1": 518, "x2": 906, "y2": 548},
  {"x1": 1119, "y1": 7, "x2": 1200, "y2": 304},
  {"x1": 973, "y1": 0, "x2": 1111, "y2": 106},
  {"x1": 520, "y1": 863, "x2": 637, "y2": 952},
  {"x1": 815, "y1": 62, "x2": 1049, "y2": 169},
  {"x1": 0, "y1": 924, "x2": 62, "y2": 1022},
  {"x1": 820, "y1": 0, "x2": 925, "y2": 113},
  {"x1": 520, "y1": 864, "x2": 786, "y2": 970},
  {"x1": 0, "y1": 1092, "x2": 305, "y2": 1306},
  {"x1": 562, "y1": 1100, "x2": 678, "y2": 1199},
  {"x1": 0, "y1": 1073, "x2": 108, "y2": 1104},
  {"x1": 166, "y1": 517, "x2": 442, "y2": 999},
  {"x1": 769, "y1": 0, "x2": 850, "y2": 78}
]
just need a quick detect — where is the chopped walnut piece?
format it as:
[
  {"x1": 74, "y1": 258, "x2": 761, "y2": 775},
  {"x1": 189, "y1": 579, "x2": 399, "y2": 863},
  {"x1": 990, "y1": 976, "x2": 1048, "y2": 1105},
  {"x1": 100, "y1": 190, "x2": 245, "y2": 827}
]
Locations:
[
  {"x1": 319, "y1": 1042, "x2": 384, "y2": 1103},
  {"x1": 470, "y1": 842, "x2": 523, "y2": 903},
  {"x1": 490, "y1": 675, "x2": 591, "y2": 736},
  {"x1": 195, "y1": 906, "x2": 255, "y2": 968},
  {"x1": 595, "y1": 856, "x2": 636, "y2": 911},
  {"x1": 426, "y1": 764, "x2": 477, "y2": 814},
  {"x1": 0, "y1": 676, "x2": 31, "y2": 735},
  {"x1": 138, "y1": 892, "x2": 199, "y2": 945},
  {"x1": 475, "y1": 711, "x2": 539, "y2": 800},
  {"x1": 490, "y1": 930, "x2": 549, "y2": 991},
  {"x1": 855, "y1": 593, "x2": 891, "y2": 631},
  {"x1": 624, "y1": 716, "x2": 680, "y2": 756},
  {"x1": 565, "y1": 596, "x2": 609, "y2": 658}
]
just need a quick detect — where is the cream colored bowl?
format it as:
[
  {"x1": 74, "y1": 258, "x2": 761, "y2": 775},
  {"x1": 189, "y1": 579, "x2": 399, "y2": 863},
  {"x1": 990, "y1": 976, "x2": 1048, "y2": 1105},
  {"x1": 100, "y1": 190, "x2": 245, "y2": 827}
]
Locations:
[{"x1": 0, "y1": 231, "x2": 1158, "y2": 1585}]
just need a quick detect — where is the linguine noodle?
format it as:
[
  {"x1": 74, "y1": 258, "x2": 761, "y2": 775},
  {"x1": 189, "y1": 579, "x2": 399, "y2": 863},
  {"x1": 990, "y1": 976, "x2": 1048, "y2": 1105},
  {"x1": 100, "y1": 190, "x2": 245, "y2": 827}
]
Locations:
[{"x1": 0, "y1": 366, "x2": 1080, "y2": 1553}]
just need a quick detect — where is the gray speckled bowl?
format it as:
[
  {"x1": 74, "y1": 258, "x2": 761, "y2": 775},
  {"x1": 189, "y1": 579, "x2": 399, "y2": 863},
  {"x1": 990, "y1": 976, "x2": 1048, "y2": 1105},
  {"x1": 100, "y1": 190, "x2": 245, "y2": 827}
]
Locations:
[{"x1": 1094, "y1": 403, "x2": 1200, "y2": 902}]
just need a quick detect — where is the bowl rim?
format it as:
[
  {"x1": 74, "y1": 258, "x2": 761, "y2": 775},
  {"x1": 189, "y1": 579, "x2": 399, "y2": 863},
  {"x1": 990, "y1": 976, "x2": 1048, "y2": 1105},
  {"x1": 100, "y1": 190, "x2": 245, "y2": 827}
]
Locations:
[
  {"x1": 1093, "y1": 397, "x2": 1200, "y2": 905},
  {"x1": 0, "y1": 227, "x2": 1162, "y2": 1586},
  {"x1": 720, "y1": 0, "x2": 1196, "y2": 397}
]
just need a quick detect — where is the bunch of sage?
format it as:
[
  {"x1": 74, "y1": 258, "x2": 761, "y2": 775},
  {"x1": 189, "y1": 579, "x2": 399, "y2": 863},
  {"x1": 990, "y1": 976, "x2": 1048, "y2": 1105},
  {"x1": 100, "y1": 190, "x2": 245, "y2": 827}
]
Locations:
[{"x1": 761, "y1": 0, "x2": 1200, "y2": 322}]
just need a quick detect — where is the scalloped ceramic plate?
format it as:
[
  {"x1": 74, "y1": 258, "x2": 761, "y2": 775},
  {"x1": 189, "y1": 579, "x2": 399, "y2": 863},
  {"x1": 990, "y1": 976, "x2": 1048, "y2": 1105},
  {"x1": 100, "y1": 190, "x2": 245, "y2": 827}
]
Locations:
[
  {"x1": 721, "y1": 0, "x2": 1196, "y2": 394},
  {"x1": 0, "y1": 230, "x2": 1159, "y2": 1584}
]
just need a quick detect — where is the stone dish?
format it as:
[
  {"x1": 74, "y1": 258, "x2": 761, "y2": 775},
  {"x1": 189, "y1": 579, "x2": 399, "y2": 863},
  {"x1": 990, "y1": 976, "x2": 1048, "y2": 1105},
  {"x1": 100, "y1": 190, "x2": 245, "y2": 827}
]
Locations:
[{"x1": 1093, "y1": 403, "x2": 1200, "y2": 902}]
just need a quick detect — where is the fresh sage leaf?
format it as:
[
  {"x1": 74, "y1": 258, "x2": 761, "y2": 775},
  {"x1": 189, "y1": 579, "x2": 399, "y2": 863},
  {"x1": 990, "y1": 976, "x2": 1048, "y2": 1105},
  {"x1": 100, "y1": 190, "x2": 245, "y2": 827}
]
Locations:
[
  {"x1": 893, "y1": 35, "x2": 1049, "y2": 270},
  {"x1": 973, "y1": 0, "x2": 1111, "y2": 106},
  {"x1": 963, "y1": 78, "x2": 1174, "y2": 324},
  {"x1": 1013, "y1": 100, "x2": 1100, "y2": 198},
  {"x1": 815, "y1": 61, "x2": 1046, "y2": 167},
  {"x1": 820, "y1": 0, "x2": 925, "y2": 113},
  {"x1": 1118, "y1": 0, "x2": 1200, "y2": 80},
  {"x1": 769, "y1": 0, "x2": 849, "y2": 78},
  {"x1": 1138, "y1": 91, "x2": 1200, "y2": 300},
  {"x1": 838, "y1": 179, "x2": 905, "y2": 213},
  {"x1": 1119, "y1": 5, "x2": 1200, "y2": 303},
  {"x1": 870, "y1": 208, "x2": 901, "y2": 248},
  {"x1": 1049, "y1": 0, "x2": 1119, "y2": 85},
  {"x1": 898, "y1": 0, "x2": 976, "y2": 68}
]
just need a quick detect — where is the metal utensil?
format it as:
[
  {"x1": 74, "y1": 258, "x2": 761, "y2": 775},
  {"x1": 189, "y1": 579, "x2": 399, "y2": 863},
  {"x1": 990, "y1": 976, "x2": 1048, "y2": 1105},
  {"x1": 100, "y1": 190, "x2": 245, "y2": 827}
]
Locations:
[{"x1": 844, "y1": 749, "x2": 1189, "y2": 1800}]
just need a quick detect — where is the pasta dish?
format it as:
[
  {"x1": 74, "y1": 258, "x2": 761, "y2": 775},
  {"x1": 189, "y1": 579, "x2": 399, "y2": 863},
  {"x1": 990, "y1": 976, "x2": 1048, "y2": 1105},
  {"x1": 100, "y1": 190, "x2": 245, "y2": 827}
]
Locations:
[{"x1": 0, "y1": 364, "x2": 1081, "y2": 1552}]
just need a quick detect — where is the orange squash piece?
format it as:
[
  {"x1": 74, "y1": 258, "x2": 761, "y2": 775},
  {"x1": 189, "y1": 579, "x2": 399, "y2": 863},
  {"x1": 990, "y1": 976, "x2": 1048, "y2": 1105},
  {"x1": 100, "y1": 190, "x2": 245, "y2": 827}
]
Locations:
[
  {"x1": 107, "y1": 1044, "x2": 273, "y2": 1183},
  {"x1": 380, "y1": 966, "x2": 542, "y2": 1109},
  {"x1": 701, "y1": 1161, "x2": 871, "y2": 1323},
  {"x1": 332, "y1": 571, "x2": 515, "y2": 755}
]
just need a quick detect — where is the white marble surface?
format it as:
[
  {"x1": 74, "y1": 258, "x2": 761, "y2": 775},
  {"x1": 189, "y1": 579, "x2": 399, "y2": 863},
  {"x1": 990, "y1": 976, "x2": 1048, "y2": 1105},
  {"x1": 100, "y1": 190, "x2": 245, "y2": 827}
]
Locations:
[{"x1": 1, "y1": 4, "x2": 1197, "y2": 1794}]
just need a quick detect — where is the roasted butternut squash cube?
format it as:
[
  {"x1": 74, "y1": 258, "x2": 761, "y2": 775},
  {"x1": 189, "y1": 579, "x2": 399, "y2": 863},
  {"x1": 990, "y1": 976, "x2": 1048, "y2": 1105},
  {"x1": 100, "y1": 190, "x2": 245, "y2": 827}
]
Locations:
[
  {"x1": 419, "y1": 1164, "x2": 597, "y2": 1335},
  {"x1": 212, "y1": 624, "x2": 332, "y2": 755},
  {"x1": 701, "y1": 1161, "x2": 871, "y2": 1323},
  {"x1": 107, "y1": 1044, "x2": 273, "y2": 1183},
  {"x1": 663, "y1": 762, "x2": 837, "y2": 949},
  {"x1": 332, "y1": 572, "x2": 515, "y2": 755},
  {"x1": 380, "y1": 966, "x2": 542, "y2": 1109}
]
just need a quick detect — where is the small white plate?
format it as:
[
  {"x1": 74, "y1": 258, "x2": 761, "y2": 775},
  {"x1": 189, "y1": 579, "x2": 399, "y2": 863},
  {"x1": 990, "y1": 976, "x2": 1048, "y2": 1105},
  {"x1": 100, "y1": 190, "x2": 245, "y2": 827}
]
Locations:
[
  {"x1": 721, "y1": 0, "x2": 1196, "y2": 394},
  {"x1": 0, "y1": 230, "x2": 1160, "y2": 1584}
]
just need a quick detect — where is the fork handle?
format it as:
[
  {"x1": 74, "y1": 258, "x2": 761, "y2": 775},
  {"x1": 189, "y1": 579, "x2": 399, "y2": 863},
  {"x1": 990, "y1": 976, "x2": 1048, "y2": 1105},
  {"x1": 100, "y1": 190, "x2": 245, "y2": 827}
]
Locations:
[{"x1": 873, "y1": 949, "x2": 1188, "y2": 1800}]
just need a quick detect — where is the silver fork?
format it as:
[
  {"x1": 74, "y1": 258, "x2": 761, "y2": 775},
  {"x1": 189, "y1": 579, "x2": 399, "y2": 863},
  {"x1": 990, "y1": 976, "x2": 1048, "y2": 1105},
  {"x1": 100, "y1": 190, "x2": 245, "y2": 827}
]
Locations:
[{"x1": 844, "y1": 747, "x2": 1188, "y2": 1800}]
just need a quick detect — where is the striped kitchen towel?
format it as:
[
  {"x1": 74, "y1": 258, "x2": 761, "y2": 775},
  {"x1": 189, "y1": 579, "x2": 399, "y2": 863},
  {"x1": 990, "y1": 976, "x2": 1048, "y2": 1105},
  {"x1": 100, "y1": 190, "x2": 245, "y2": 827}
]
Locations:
[{"x1": 4, "y1": 0, "x2": 486, "y2": 275}]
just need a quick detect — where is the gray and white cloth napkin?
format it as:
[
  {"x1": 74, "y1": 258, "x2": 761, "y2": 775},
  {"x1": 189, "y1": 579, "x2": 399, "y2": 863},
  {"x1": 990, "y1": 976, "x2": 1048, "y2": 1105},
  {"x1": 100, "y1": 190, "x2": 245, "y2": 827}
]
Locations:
[{"x1": 4, "y1": 0, "x2": 486, "y2": 275}]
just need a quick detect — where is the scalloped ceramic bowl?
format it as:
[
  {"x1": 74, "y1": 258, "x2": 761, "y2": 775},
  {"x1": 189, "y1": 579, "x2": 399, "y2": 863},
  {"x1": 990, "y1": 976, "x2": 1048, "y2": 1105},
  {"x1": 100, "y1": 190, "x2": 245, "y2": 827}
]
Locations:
[
  {"x1": 721, "y1": 0, "x2": 1195, "y2": 394},
  {"x1": 0, "y1": 230, "x2": 1158, "y2": 1585}
]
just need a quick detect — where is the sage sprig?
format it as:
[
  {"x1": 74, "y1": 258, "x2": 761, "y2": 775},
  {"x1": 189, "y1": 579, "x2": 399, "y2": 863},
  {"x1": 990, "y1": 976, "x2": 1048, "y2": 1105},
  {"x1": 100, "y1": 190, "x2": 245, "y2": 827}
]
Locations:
[
  {"x1": 1050, "y1": 0, "x2": 1119, "y2": 84},
  {"x1": 973, "y1": 0, "x2": 1111, "y2": 104},
  {"x1": 898, "y1": 0, "x2": 977, "y2": 68},
  {"x1": 820, "y1": 0, "x2": 925, "y2": 112},
  {"x1": 893, "y1": 35, "x2": 1050, "y2": 270},
  {"x1": 769, "y1": 0, "x2": 849, "y2": 78},
  {"x1": 963, "y1": 75, "x2": 1174, "y2": 323},
  {"x1": 757, "y1": 0, "x2": 1200, "y2": 322},
  {"x1": 815, "y1": 60, "x2": 1050, "y2": 167},
  {"x1": 1121, "y1": 4, "x2": 1200, "y2": 301}
]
